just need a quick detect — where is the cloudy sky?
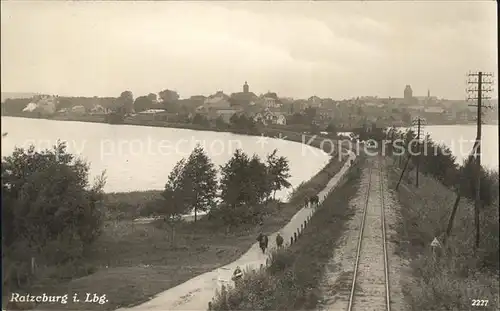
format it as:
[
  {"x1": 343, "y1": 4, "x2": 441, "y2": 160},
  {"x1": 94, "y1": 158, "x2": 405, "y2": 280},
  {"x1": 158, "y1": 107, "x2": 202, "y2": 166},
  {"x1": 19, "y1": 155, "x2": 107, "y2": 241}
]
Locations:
[{"x1": 1, "y1": 1, "x2": 497, "y2": 100}]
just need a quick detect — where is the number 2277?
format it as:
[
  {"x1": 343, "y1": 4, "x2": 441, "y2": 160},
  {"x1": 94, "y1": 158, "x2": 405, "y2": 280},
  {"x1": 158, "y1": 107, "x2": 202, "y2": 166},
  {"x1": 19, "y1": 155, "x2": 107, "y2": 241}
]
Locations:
[{"x1": 471, "y1": 299, "x2": 489, "y2": 307}]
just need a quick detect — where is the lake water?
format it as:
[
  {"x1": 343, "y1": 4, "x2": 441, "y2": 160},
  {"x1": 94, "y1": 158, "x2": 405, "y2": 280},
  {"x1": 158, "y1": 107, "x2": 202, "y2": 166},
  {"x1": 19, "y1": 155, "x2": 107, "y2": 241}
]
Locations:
[
  {"x1": 2, "y1": 117, "x2": 497, "y2": 198},
  {"x1": 341, "y1": 126, "x2": 498, "y2": 170},
  {"x1": 400, "y1": 125, "x2": 498, "y2": 170},
  {"x1": 1, "y1": 117, "x2": 330, "y2": 200}
]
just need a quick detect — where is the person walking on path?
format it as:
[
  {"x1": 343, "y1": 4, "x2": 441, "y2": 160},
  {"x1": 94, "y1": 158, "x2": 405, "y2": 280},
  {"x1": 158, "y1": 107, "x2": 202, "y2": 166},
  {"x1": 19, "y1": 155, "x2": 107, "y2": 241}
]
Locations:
[
  {"x1": 276, "y1": 232, "x2": 284, "y2": 249},
  {"x1": 257, "y1": 232, "x2": 269, "y2": 254},
  {"x1": 231, "y1": 266, "x2": 243, "y2": 287}
]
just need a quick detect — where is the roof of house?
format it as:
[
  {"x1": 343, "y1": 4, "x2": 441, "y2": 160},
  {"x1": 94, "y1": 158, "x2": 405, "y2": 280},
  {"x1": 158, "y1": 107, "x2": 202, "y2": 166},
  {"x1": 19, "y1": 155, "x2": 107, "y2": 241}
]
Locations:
[
  {"x1": 207, "y1": 91, "x2": 229, "y2": 100},
  {"x1": 189, "y1": 95, "x2": 206, "y2": 100},
  {"x1": 263, "y1": 92, "x2": 279, "y2": 99}
]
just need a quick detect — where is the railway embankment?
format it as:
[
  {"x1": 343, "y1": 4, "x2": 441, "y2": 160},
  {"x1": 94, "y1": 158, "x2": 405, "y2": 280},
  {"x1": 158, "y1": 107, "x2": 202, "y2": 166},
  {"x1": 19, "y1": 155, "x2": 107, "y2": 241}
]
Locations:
[
  {"x1": 209, "y1": 155, "x2": 364, "y2": 311},
  {"x1": 386, "y1": 156, "x2": 499, "y2": 311}
]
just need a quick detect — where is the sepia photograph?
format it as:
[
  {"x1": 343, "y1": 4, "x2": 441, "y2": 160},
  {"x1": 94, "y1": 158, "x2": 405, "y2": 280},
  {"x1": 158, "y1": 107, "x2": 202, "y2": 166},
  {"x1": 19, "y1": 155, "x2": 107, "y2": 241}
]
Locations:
[{"x1": 1, "y1": 1, "x2": 498, "y2": 311}]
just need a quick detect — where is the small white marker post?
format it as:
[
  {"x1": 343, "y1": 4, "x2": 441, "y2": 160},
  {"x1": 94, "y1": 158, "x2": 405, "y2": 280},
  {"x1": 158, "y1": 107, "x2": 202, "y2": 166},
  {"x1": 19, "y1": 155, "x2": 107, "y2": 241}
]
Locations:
[{"x1": 430, "y1": 237, "x2": 441, "y2": 261}]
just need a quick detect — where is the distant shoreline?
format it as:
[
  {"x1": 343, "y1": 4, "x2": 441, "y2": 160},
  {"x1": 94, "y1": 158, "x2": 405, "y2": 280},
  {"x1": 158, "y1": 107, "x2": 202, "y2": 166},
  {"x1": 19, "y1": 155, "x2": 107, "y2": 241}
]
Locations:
[{"x1": 1, "y1": 112, "x2": 491, "y2": 131}]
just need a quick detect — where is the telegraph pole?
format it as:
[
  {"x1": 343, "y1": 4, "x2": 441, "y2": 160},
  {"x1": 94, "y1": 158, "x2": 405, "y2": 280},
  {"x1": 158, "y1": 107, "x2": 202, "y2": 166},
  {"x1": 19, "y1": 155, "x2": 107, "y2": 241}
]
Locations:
[
  {"x1": 411, "y1": 116, "x2": 426, "y2": 188},
  {"x1": 466, "y1": 71, "x2": 494, "y2": 251}
]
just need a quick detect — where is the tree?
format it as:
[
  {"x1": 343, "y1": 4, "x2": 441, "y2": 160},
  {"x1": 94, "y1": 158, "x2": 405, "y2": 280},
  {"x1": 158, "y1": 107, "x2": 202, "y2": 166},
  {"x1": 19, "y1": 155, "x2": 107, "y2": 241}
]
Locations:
[
  {"x1": 243, "y1": 115, "x2": 257, "y2": 131},
  {"x1": 219, "y1": 149, "x2": 250, "y2": 210},
  {"x1": 192, "y1": 113, "x2": 210, "y2": 127},
  {"x1": 133, "y1": 95, "x2": 153, "y2": 113},
  {"x1": 304, "y1": 107, "x2": 316, "y2": 123},
  {"x1": 183, "y1": 145, "x2": 218, "y2": 222},
  {"x1": 229, "y1": 113, "x2": 240, "y2": 128},
  {"x1": 459, "y1": 155, "x2": 495, "y2": 206},
  {"x1": 159, "y1": 89, "x2": 180, "y2": 105},
  {"x1": 215, "y1": 115, "x2": 228, "y2": 129},
  {"x1": 325, "y1": 123, "x2": 337, "y2": 135},
  {"x1": 218, "y1": 149, "x2": 279, "y2": 225},
  {"x1": 245, "y1": 155, "x2": 272, "y2": 205},
  {"x1": 55, "y1": 98, "x2": 73, "y2": 111},
  {"x1": 2, "y1": 142, "x2": 105, "y2": 291},
  {"x1": 266, "y1": 149, "x2": 292, "y2": 200},
  {"x1": 162, "y1": 159, "x2": 192, "y2": 245},
  {"x1": 118, "y1": 91, "x2": 134, "y2": 114},
  {"x1": 147, "y1": 93, "x2": 157, "y2": 102},
  {"x1": 229, "y1": 114, "x2": 256, "y2": 132},
  {"x1": 162, "y1": 145, "x2": 217, "y2": 224}
]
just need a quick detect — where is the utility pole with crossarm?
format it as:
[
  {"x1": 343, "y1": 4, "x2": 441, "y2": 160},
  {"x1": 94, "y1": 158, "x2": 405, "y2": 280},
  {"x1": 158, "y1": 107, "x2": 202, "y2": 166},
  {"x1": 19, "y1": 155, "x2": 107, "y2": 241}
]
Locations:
[
  {"x1": 411, "y1": 116, "x2": 426, "y2": 188},
  {"x1": 466, "y1": 71, "x2": 494, "y2": 251}
]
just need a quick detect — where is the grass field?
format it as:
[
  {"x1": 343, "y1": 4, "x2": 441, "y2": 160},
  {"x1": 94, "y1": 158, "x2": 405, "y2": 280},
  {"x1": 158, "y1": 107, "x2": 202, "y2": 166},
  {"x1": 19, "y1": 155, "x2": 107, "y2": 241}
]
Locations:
[{"x1": 15, "y1": 155, "x2": 348, "y2": 311}]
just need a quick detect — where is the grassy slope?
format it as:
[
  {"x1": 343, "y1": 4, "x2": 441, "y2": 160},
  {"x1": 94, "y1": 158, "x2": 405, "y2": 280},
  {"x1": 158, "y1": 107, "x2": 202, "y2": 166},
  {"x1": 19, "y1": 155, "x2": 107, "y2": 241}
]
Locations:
[
  {"x1": 22, "y1": 156, "x2": 347, "y2": 311},
  {"x1": 386, "y1": 156, "x2": 499, "y2": 311},
  {"x1": 210, "y1": 156, "x2": 364, "y2": 311}
]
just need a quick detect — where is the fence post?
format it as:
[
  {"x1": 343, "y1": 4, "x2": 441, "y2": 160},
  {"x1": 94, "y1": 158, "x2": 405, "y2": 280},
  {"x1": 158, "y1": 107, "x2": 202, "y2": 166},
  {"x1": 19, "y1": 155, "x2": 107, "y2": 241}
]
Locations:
[
  {"x1": 294, "y1": 232, "x2": 298, "y2": 242},
  {"x1": 290, "y1": 236, "x2": 294, "y2": 245},
  {"x1": 304, "y1": 220, "x2": 307, "y2": 228},
  {"x1": 301, "y1": 223, "x2": 304, "y2": 232}
]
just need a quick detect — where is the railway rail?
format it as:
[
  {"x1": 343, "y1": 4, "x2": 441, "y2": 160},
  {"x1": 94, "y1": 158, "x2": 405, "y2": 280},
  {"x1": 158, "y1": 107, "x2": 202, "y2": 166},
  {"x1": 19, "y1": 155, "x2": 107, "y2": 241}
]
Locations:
[{"x1": 347, "y1": 159, "x2": 391, "y2": 311}]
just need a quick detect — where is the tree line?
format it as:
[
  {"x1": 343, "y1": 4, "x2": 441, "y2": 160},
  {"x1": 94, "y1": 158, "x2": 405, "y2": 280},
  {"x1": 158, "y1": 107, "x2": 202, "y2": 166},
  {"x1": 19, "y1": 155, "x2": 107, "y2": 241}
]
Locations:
[
  {"x1": 146, "y1": 145, "x2": 291, "y2": 232},
  {"x1": 387, "y1": 128, "x2": 497, "y2": 206},
  {"x1": 387, "y1": 127, "x2": 498, "y2": 270}
]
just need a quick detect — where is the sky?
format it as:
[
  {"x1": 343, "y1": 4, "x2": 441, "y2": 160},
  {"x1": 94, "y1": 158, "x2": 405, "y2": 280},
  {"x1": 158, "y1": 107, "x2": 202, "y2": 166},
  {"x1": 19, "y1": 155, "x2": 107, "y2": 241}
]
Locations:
[{"x1": 1, "y1": 1, "x2": 497, "y2": 100}]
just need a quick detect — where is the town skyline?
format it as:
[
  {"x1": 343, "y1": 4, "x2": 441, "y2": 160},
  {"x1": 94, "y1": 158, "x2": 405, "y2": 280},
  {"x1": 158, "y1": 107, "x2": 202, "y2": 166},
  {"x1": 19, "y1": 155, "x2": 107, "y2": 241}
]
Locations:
[
  {"x1": 2, "y1": 82, "x2": 498, "y2": 103},
  {"x1": 1, "y1": 1, "x2": 497, "y2": 100}
]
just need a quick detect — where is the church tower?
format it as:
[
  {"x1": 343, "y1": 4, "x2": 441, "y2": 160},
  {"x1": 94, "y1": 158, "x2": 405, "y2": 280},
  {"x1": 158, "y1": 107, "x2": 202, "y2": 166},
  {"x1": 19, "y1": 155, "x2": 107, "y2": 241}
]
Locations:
[
  {"x1": 404, "y1": 85, "x2": 413, "y2": 105},
  {"x1": 243, "y1": 81, "x2": 249, "y2": 93}
]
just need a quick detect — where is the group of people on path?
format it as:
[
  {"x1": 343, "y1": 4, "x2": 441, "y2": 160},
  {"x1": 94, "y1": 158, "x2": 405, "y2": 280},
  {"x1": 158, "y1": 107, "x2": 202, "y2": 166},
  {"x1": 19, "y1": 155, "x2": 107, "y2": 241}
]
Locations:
[
  {"x1": 229, "y1": 192, "x2": 322, "y2": 287},
  {"x1": 305, "y1": 194, "x2": 320, "y2": 208},
  {"x1": 257, "y1": 231, "x2": 285, "y2": 253},
  {"x1": 231, "y1": 231, "x2": 285, "y2": 286}
]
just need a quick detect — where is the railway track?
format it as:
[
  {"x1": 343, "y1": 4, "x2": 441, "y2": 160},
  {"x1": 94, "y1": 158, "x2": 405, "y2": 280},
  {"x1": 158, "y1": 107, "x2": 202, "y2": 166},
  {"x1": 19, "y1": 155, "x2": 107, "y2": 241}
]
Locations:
[{"x1": 347, "y1": 159, "x2": 391, "y2": 311}]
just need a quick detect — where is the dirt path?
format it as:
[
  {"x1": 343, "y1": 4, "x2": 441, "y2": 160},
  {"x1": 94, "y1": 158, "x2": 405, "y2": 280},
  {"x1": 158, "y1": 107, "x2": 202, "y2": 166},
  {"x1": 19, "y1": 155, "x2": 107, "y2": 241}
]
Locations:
[
  {"x1": 117, "y1": 151, "x2": 356, "y2": 311},
  {"x1": 318, "y1": 156, "x2": 408, "y2": 311}
]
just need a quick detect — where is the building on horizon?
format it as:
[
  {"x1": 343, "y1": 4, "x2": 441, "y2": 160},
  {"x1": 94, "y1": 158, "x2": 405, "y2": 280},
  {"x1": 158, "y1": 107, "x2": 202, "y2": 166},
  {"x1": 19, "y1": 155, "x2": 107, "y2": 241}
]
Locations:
[{"x1": 404, "y1": 85, "x2": 414, "y2": 105}]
